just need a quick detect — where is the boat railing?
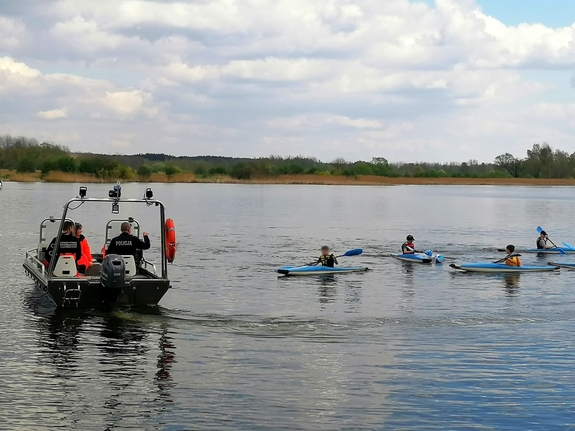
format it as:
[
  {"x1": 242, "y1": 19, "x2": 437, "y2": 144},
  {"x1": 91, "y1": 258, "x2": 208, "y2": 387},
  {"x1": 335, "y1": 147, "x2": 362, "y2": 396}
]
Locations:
[
  {"x1": 142, "y1": 258, "x2": 157, "y2": 274},
  {"x1": 25, "y1": 248, "x2": 46, "y2": 278}
]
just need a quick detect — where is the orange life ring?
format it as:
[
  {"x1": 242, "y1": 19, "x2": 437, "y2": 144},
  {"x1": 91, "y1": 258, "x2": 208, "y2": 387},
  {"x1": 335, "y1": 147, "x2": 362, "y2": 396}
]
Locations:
[{"x1": 165, "y1": 218, "x2": 176, "y2": 263}]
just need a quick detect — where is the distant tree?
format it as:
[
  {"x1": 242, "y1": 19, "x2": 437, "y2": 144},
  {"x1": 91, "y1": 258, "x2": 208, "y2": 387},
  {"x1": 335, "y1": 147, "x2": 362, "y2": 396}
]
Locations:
[
  {"x1": 230, "y1": 163, "x2": 253, "y2": 180},
  {"x1": 494, "y1": 153, "x2": 522, "y2": 178},
  {"x1": 110, "y1": 164, "x2": 133, "y2": 180},
  {"x1": 137, "y1": 164, "x2": 153, "y2": 180},
  {"x1": 194, "y1": 165, "x2": 207, "y2": 177},
  {"x1": 55, "y1": 156, "x2": 77, "y2": 173},
  {"x1": 209, "y1": 166, "x2": 228, "y2": 176},
  {"x1": 40, "y1": 159, "x2": 57, "y2": 175},
  {"x1": 163, "y1": 163, "x2": 181, "y2": 180},
  {"x1": 371, "y1": 157, "x2": 389, "y2": 165},
  {"x1": 16, "y1": 157, "x2": 36, "y2": 173},
  {"x1": 331, "y1": 157, "x2": 346, "y2": 170},
  {"x1": 525, "y1": 143, "x2": 553, "y2": 178}
]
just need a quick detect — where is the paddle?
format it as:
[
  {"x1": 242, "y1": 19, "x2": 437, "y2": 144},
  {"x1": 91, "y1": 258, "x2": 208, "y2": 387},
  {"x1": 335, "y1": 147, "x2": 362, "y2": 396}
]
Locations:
[
  {"x1": 537, "y1": 226, "x2": 565, "y2": 254},
  {"x1": 337, "y1": 248, "x2": 363, "y2": 258},
  {"x1": 307, "y1": 248, "x2": 363, "y2": 266},
  {"x1": 562, "y1": 242, "x2": 575, "y2": 250},
  {"x1": 493, "y1": 253, "x2": 521, "y2": 264}
]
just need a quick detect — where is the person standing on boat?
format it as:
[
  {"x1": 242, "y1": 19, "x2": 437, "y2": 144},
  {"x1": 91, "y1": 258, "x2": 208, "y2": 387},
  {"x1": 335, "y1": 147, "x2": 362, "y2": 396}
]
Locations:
[
  {"x1": 107, "y1": 222, "x2": 150, "y2": 263},
  {"x1": 315, "y1": 246, "x2": 338, "y2": 267},
  {"x1": 46, "y1": 220, "x2": 82, "y2": 266},
  {"x1": 536, "y1": 231, "x2": 552, "y2": 249},
  {"x1": 401, "y1": 235, "x2": 419, "y2": 254},
  {"x1": 74, "y1": 223, "x2": 92, "y2": 274},
  {"x1": 505, "y1": 245, "x2": 521, "y2": 266}
]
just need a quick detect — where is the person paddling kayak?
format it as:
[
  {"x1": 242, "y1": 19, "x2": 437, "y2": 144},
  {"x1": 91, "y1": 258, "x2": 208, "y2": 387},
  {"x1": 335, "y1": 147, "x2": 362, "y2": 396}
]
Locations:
[
  {"x1": 314, "y1": 246, "x2": 339, "y2": 267},
  {"x1": 537, "y1": 231, "x2": 552, "y2": 249},
  {"x1": 401, "y1": 235, "x2": 420, "y2": 254},
  {"x1": 505, "y1": 245, "x2": 521, "y2": 267}
]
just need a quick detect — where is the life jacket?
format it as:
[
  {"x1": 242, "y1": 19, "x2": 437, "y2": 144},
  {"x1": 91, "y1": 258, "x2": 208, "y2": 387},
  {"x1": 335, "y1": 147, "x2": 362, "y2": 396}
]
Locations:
[
  {"x1": 402, "y1": 242, "x2": 415, "y2": 253},
  {"x1": 505, "y1": 256, "x2": 521, "y2": 267},
  {"x1": 77, "y1": 235, "x2": 93, "y2": 268},
  {"x1": 536, "y1": 238, "x2": 547, "y2": 249},
  {"x1": 318, "y1": 254, "x2": 336, "y2": 267}
]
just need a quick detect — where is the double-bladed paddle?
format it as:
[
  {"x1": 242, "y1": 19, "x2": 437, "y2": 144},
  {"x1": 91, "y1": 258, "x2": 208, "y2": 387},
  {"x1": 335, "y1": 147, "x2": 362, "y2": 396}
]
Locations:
[
  {"x1": 537, "y1": 226, "x2": 565, "y2": 254},
  {"x1": 307, "y1": 248, "x2": 363, "y2": 266},
  {"x1": 493, "y1": 253, "x2": 522, "y2": 264}
]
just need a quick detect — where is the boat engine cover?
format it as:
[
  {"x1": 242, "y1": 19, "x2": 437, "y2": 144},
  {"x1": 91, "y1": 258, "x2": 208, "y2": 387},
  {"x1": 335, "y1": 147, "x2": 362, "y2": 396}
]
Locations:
[{"x1": 100, "y1": 254, "x2": 126, "y2": 289}]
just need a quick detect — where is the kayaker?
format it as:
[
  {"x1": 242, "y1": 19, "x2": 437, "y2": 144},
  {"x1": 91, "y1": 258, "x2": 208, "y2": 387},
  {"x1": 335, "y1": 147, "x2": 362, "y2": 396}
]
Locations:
[
  {"x1": 401, "y1": 235, "x2": 419, "y2": 254},
  {"x1": 505, "y1": 245, "x2": 521, "y2": 267},
  {"x1": 536, "y1": 231, "x2": 551, "y2": 249},
  {"x1": 74, "y1": 222, "x2": 92, "y2": 274},
  {"x1": 315, "y1": 246, "x2": 338, "y2": 267}
]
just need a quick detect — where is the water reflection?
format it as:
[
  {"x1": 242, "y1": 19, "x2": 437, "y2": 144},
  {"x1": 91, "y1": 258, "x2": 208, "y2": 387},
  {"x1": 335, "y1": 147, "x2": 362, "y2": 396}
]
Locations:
[
  {"x1": 502, "y1": 274, "x2": 521, "y2": 293},
  {"x1": 37, "y1": 309, "x2": 86, "y2": 369},
  {"x1": 317, "y1": 275, "x2": 337, "y2": 305},
  {"x1": 32, "y1": 308, "x2": 177, "y2": 430},
  {"x1": 155, "y1": 327, "x2": 176, "y2": 403}
]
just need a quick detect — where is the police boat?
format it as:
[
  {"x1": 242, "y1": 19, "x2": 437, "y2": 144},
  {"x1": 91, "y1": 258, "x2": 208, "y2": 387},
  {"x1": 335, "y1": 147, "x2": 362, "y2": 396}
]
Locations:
[{"x1": 23, "y1": 185, "x2": 173, "y2": 308}]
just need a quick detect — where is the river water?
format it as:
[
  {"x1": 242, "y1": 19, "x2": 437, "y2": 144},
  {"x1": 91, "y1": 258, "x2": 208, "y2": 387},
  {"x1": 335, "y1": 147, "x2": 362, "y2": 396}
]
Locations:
[{"x1": 2, "y1": 182, "x2": 575, "y2": 430}]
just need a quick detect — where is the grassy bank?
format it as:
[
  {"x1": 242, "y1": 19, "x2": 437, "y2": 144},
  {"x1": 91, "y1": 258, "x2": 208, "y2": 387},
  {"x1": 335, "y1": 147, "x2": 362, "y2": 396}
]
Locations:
[{"x1": 2, "y1": 169, "x2": 575, "y2": 186}]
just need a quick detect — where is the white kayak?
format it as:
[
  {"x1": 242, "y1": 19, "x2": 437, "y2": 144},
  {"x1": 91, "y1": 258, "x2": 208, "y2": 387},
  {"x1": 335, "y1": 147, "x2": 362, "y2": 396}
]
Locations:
[
  {"x1": 450, "y1": 262, "x2": 560, "y2": 273},
  {"x1": 391, "y1": 253, "x2": 444, "y2": 264},
  {"x1": 548, "y1": 262, "x2": 575, "y2": 270},
  {"x1": 276, "y1": 265, "x2": 369, "y2": 276}
]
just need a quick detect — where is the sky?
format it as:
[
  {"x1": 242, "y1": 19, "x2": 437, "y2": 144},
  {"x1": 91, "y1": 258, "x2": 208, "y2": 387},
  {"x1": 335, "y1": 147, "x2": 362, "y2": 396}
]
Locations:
[{"x1": 1, "y1": 0, "x2": 575, "y2": 163}]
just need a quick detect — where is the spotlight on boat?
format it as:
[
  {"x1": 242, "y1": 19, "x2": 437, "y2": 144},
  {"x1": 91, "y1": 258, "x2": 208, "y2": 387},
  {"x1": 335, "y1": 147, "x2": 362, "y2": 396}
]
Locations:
[
  {"x1": 79, "y1": 186, "x2": 87, "y2": 198},
  {"x1": 145, "y1": 188, "x2": 153, "y2": 199},
  {"x1": 109, "y1": 184, "x2": 121, "y2": 198},
  {"x1": 111, "y1": 203, "x2": 120, "y2": 214}
]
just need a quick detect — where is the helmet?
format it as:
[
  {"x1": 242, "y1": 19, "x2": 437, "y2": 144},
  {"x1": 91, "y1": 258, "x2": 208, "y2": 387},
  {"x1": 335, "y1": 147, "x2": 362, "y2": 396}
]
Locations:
[{"x1": 406, "y1": 235, "x2": 414, "y2": 241}]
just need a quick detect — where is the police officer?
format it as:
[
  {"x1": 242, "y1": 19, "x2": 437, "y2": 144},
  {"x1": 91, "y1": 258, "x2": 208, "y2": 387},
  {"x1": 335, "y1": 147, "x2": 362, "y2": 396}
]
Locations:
[
  {"x1": 46, "y1": 220, "x2": 82, "y2": 265},
  {"x1": 107, "y1": 222, "x2": 150, "y2": 262}
]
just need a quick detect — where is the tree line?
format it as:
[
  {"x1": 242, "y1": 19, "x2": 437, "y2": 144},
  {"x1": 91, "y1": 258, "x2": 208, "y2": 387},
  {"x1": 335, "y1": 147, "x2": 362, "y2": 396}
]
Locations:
[
  {"x1": 1, "y1": 134, "x2": 574, "y2": 181},
  {"x1": 494, "y1": 143, "x2": 575, "y2": 178}
]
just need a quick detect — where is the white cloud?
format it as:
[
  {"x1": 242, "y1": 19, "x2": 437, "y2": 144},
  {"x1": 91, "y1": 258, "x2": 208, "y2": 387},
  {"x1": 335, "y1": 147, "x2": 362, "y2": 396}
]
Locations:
[
  {"x1": 1, "y1": 0, "x2": 575, "y2": 161},
  {"x1": 37, "y1": 109, "x2": 68, "y2": 119}
]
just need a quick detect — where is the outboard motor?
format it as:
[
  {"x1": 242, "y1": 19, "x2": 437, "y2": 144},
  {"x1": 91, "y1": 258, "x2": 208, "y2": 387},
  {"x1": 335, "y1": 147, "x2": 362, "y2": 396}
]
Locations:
[{"x1": 100, "y1": 254, "x2": 125, "y2": 303}]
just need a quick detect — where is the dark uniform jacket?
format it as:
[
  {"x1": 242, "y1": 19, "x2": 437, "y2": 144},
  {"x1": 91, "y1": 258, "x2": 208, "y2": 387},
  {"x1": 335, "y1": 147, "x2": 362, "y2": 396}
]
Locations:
[
  {"x1": 46, "y1": 234, "x2": 82, "y2": 264},
  {"x1": 107, "y1": 232, "x2": 151, "y2": 260}
]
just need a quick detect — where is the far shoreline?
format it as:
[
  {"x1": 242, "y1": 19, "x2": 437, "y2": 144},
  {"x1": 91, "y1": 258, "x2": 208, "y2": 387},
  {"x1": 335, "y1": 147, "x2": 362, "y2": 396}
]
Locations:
[{"x1": 2, "y1": 170, "x2": 575, "y2": 187}]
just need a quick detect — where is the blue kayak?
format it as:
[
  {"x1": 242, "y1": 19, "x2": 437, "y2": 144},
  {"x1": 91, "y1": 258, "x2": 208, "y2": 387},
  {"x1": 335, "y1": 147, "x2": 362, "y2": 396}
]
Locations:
[
  {"x1": 391, "y1": 253, "x2": 443, "y2": 264},
  {"x1": 276, "y1": 265, "x2": 369, "y2": 276},
  {"x1": 497, "y1": 247, "x2": 575, "y2": 254},
  {"x1": 450, "y1": 262, "x2": 560, "y2": 273},
  {"x1": 549, "y1": 262, "x2": 575, "y2": 269}
]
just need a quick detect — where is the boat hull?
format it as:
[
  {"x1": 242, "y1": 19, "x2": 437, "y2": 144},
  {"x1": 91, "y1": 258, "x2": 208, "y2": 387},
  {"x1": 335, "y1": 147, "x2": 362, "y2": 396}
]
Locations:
[
  {"x1": 450, "y1": 262, "x2": 560, "y2": 273},
  {"x1": 24, "y1": 259, "x2": 171, "y2": 308},
  {"x1": 276, "y1": 266, "x2": 368, "y2": 276}
]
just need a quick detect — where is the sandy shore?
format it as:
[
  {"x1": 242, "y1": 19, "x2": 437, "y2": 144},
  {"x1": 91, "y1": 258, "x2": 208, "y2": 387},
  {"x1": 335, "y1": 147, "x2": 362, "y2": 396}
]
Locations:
[{"x1": 1, "y1": 170, "x2": 575, "y2": 186}]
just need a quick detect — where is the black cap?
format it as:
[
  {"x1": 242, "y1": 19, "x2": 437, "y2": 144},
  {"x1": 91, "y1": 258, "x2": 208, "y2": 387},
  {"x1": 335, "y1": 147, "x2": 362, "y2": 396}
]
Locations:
[
  {"x1": 321, "y1": 245, "x2": 329, "y2": 250},
  {"x1": 540, "y1": 231, "x2": 547, "y2": 236},
  {"x1": 406, "y1": 235, "x2": 414, "y2": 241}
]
